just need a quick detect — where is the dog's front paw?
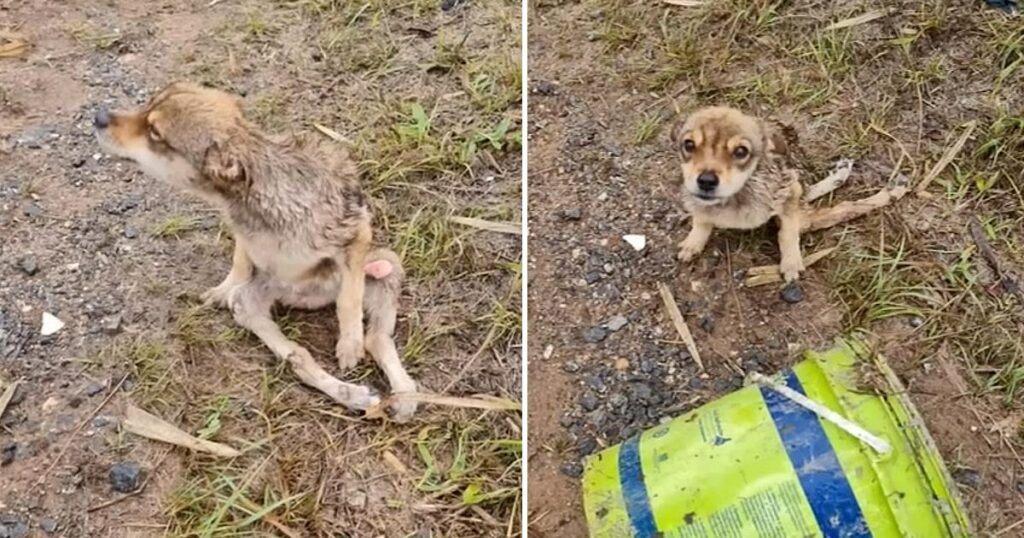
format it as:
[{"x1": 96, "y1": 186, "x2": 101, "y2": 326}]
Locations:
[
  {"x1": 201, "y1": 282, "x2": 238, "y2": 309},
  {"x1": 779, "y1": 258, "x2": 805, "y2": 282},
  {"x1": 389, "y1": 392, "x2": 419, "y2": 422},
  {"x1": 335, "y1": 331, "x2": 365, "y2": 370},
  {"x1": 677, "y1": 242, "x2": 704, "y2": 263}
]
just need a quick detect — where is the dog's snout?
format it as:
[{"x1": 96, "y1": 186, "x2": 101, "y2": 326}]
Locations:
[
  {"x1": 93, "y1": 108, "x2": 111, "y2": 129},
  {"x1": 697, "y1": 171, "x2": 719, "y2": 192}
]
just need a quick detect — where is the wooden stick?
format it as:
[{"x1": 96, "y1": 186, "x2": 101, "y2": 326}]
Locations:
[
  {"x1": 744, "y1": 247, "x2": 838, "y2": 287},
  {"x1": 657, "y1": 282, "x2": 704, "y2": 371},
  {"x1": 915, "y1": 121, "x2": 977, "y2": 194},
  {"x1": 449, "y1": 216, "x2": 522, "y2": 235},
  {"x1": 122, "y1": 404, "x2": 241, "y2": 457},
  {"x1": 0, "y1": 380, "x2": 20, "y2": 421}
]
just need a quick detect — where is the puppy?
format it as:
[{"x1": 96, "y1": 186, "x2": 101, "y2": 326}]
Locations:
[
  {"x1": 94, "y1": 82, "x2": 417, "y2": 419},
  {"x1": 670, "y1": 106, "x2": 905, "y2": 282}
]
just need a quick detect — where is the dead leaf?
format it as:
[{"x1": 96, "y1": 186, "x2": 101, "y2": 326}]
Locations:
[
  {"x1": 0, "y1": 37, "x2": 31, "y2": 58},
  {"x1": 123, "y1": 404, "x2": 241, "y2": 457}
]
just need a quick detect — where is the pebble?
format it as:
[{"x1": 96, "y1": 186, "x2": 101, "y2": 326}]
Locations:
[
  {"x1": 580, "y1": 392, "x2": 599, "y2": 412},
  {"x1": 40, "y1": 313, "x2": 64, "y2": 336},
  {"x1": 1017, "y1": 480, "x2": 1024, "y2": 495},
  {"x1": 38, "y1": 517, "x2": 58, "y2": 534},
  {"x1": 534, "y1": 80, "x2": 558, "y2": 95},
  {"x1": 0, "y1": 517, "x2": 28, "y2": 538},
  {"x1": 559, "y1": 461, "x2": 583, "y2": 478},
  {"x1": 582, "y1": 326, "x2": 608, "y2": 343},
  {"x1": 16, "y1": 256, "x2": 37, "y2": 276},
  {"x1": 562, "y1": 360, "x2": 581, "y2": 373},
  {"x1": 605, "y1": 315, "x2": 629, "y2": 332},
  {"x1": 576, "y1": 436, "x2": 597, "y2": 455},
  {"x1": 557, "y1": 207, "x2": 582, "y2": 221},
  {"x1": 780, "y1": 281, "x2": 804, "y2": 304},
  {"x1": 84, "y1": 381, "x2": 106, "y2": 397},
  {"x1": 1, "y1": 443, "x2": 14, "y2": 466},
  {"x1": 101, "y1": 314, "x2": 122, "y2": 335},
  {"x1": 951, "y1": 468, "x2": 981, "y2": 489},
  {"x1": 622, "y1": 234, "x2": 646, "y2": 251},
  {"x1": 109, "y1": 462, "x2": 144, "y2": 493},
  {"x1": 23, "y1": 203, "x2": 43, "y2": 219},
  {"x1": 123, "y1": 225, "x2": 140, "y2": 239},
  {"x1": 346, "y1": 490, "x2": 367, "y2": 509}
]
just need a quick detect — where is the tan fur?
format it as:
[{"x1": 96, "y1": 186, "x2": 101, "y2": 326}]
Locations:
[
  {"x1": 95, "y1": 82, "x2": 417, "y2": 419},
  {"x1": 670, "y1": 106, "x2": 906, "y2": 282}
]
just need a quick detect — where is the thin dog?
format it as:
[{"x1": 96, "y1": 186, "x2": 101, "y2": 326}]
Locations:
[
  {"x1": 670, "y1": 106, "x2": 907, "y2": 282},
  {"x1": 94, "y1": 82, "x2": 417, "y2": 419}
]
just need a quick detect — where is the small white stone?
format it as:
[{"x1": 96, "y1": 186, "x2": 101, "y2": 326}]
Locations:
[
  {"x1": 41, "y1": 312, "x2": 65, "y2": 336},
  {"x1": 93, "y1": 153, "x2": 102, "y2": 161},
  {"x1": 597, "y1": 192, "x2": 609, "y2": 201},
  {"x1": 622, "y1": 234, "x2": 646, "y2": 251},
  {"x1": 543, "y1": 344, "x2": 554, "y2": 360}
]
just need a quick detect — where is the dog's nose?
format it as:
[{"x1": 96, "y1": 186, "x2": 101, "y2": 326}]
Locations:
[
  {"x1": 93, "y1": 108, "x2": 111, "y2": 129},
  {"x1": 697, "y1": 171, "x2": 719, "y2": 192}
]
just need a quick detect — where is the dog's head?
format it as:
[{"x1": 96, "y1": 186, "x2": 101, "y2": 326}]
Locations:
[
  {"x1": 669, "y1": 106, "x2": 785, "y2": 206},
  {"x1": 94, "y1": 82, "x2": 250, "y2": 194}
]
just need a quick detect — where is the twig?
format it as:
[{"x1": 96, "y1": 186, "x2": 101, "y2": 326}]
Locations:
[
  {"x1": 915, "y1": 121, "x2": 977, "y2": 194},
  {"x1": 662, "y1": 0, "x2": 704, "y2": 5},
  {"x1": 969, "y1": 217, "x2": 1023, "y2": 302},
  {"x1": 123, "y1": 404, "x2": 241, "y2": 457},
  {"x1": 443, "y1": 323, "x2": 497, "y2": 393},
  {"x1": 750, "y1": 372, "x2": 891, "y2": 454},
  {"x1": 449, "y1": 216, "x2": 521, "y2": 235},
  {"x1": 312, "y1": 123, "x2": 354, "y2": 146},
  {"x1": 824, "y1": 10, "x2": 887, "y2": 31},
  {"x1": 39, "y1": 374, "x2": 128, "y2": 484},
  {"x1": 0, "y1": 380, "x2": 20, "y2": 421},
  {"x1": 657, "y1": 282, "x2": 704, "y2": 371},
  {"x1": 744, "y1": 247, "x2": 837, "y2": 287}
]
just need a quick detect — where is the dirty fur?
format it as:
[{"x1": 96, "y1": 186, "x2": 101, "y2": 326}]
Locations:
[
  {"x1": 669, "y1": 106, "x2": 906, "y2": 283},
  {"x1": 95, "y1": 82, "x2": 417, "y2": 419}
]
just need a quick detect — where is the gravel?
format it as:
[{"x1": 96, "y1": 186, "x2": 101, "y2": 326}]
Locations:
[
  {"x1": 581, "y1": 326, "x2": 607, "y2": 343},
  {"x1": 109, "y1": 462, "x2": 144, "y2": 493},
  {"x1": 780, "y1": 281, "x2": 805, "y2": 304}
]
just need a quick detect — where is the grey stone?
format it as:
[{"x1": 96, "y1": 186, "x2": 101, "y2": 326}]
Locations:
[
  {"x1": 109, "y1": 462, "x2": 144, "y2": 493},
  {"x1": 17, "y1": 256, "x2": 37, "y2": 276},
  {"x1": 84, "y1": 381, "x2": 105, "y2": 397},
  {"x1": 582, "y1": 326, "x2": 607, "y2": 343},
  {"x1": 605, "y1": 315, "x2": 629, "y2": 332},
  {"x1": 100, "y1": 315, "x2": 122, "y2": 335},
  {"x1": 22, "y1": 203, "x2": 43, "y2": 219},
  {"x1": 123, "y1": 225, "x2": 140, "y2": 239},
  {"x1": 580, "y1": 392, "x2": 599, "y2": 412},
  {"x1": 780, "y1": 281, "x2": 804, "y2": 304},
  {"x1": 585, "y1": 271, "x2": 603, "y2": 284},
  {"x1": 38, "y1": 517, "x2": 58, "y2": 534},
  {"x1": 557, "y1": 207, "x2": 582, "y2": 221},
  {"x1": 1, "y1": 443, "x2": 14, "y2": 466},
  {"x1": 534, "y1": 80, "x2": 558, "y2": 95},
  {"x1": 952, "y1": 468, "x2": 981, "y2": 489},
  {"x1": 559, "y1": 461, "x2": 583, "y2": 478}
]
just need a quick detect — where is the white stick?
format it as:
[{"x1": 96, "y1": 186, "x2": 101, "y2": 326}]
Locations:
[{"x1": 751, "y1": 372, "x2": 892, "y2": 454}]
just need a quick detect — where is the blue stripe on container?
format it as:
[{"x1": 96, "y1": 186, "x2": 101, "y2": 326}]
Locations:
[
  {"x1": 760, "y1": 371, "x2": 872, "y2": 538},
  {"x1": 617, "y1": 435, "x2": 658, "y2": 537}
]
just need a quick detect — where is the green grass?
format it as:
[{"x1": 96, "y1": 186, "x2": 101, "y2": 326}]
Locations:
[{"x1": 150, "y1": 215, "x2": 200, "y2": 239}]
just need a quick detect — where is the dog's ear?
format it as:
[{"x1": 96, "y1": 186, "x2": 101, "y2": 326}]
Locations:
[
  {"x1": 765, "y1": 127, "x2": 789, "y2": 156},
  {"x1": 669, "y1": 116, "x2": 688, "y2": 147},
  {"x1": 202, "y1": 137, "x2": 246, "y2": 186}
]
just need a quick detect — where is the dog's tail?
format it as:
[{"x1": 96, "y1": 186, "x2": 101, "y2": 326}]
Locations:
[{"x1": 363, "y1": 248, "x2": 418, "y2": 420}]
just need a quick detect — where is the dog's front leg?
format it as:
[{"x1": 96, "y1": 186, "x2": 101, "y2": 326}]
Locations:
[
  {"x1": 335, "y1": 223, "x2": 370, "y2": 370},
  {"x1": 677, "y1": 217, "x2": 714, "y2": 262},
  {"x1": 202, "y1": 241, "x2": 253, "y2": 308},
  {"x1": 777, "y1": 209, "x2": 804, "y2": 282}
]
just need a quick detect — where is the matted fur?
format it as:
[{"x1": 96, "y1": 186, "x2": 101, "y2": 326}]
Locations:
[{"x1": 95, "y1": 82, "x2": 417, "y2": 419}]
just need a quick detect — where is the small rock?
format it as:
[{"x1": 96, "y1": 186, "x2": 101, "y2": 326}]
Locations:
[
  {"x1": 92, "y1": 415, "x2": 115, "y2": 428},
  {"x1": 0, "y1": 518, "x2": 28, "y2": 538},
  {"x1": 41, "y1": 397, "x2": 61, "y2": 414},
  {"x1": 84, "y1": 381, "x2": 105, "y2": 397},
  {"x1": 534, "y1": 80, "x2": 558, "y2": 95},
  {"x1": 585, "y1": 271, "x2": 603, "y2": 284},
  {"x1": 109, "y1": 462, "x2": 144, "y2": 493},
  {"x1": 580, "y1": 392, "x2": 600, "y2": 412},
  {"x1": 576, "y1": 436, "x2": 598, "y2": 455},
  {"x1": 699, "y1": 315, "x2": 715, "y2": 333},
  {"x1": 101, "y1": 315, "x2": 122, "y2": 335},
  {"x1": 585, "y1": 374, "x2": 606, "y2": 392},
  {"x1": 582, "y1": 326, "x2": 608, "y2": 344},
  {"x1": 557, "y1": 207, "x2": 582, "y2": 221},
  {"x1": 559, "y1": 461, "x2": 583, "y2": 478},
  {"x1": 71, "y1": 157, "x2": 87, "y2": 168},
  {"x1": 41, "y1": 312, "x2": 64, "y2": 336},
  {"x1": 23, "y1": 203, "x2": 43, "y2": 219},
  {"x1": 1, "y1": 443, "x2": 15, "y2": 466},
  {"x1": 123, "y1": 225, "x2": 140, "y2": 239},
  {"x1": 38, "y1": 517, "x2": 58, "y2": 534},
  {"x1": 608, "y1": 393, "x2": 628, "y2": 408},
  {"x1": 909, "y1": 316, "x2": 924, "y2": 328},
  {"x1": 563, "y1": 360, "x2": 581, "y2": 373},
  {"x1": 440, "y1": 0, "x2": 466, "y2": 10},
  {"x1": 346, "y1": 490, "x2": 367, "y2": 509},
  {"x1": 622, "y1": 234, "x2": 646, "y2": 251},
  {"x1": 780, "y1": 282, "x2": 804, "y2": 304},
  {"x1": 542, "y1": 344, "x2": 554, "y2": 359},
  {"x1": 1017, "y1": 480, "x2": 1024, "y2": 495},
  {"x1": 17, "y1": 256, "x2": 38, "y2": 276},
  {"x1": 605, "y1": 315, "x2": 629, "y2": 332},
  {"x1": 952, "y1": 468, "x2": 981, "y2": 489},
  {"x1": 614, "y1": 357, "x2": 630, "y2": 370}
]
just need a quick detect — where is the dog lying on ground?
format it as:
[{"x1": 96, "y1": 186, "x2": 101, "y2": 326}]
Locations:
[
  {"x1": 670, "y1": 106, "x2": 907, "y2": 282},
  {"x1": 94, "y1": 82, "x2": 417, "y2": 419}
]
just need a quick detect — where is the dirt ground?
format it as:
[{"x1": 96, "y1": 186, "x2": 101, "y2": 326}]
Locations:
[
  {"x1": 1, "y1": 1, "x2": 521, "y2": 536},
  {"x1": 527, "y1": 1, "x2": 1024, "y2": 536}
]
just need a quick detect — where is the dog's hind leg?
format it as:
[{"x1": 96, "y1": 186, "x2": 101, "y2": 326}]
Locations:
[
  {"x1": 230, "y1": 280, "x2": 379, "y2": 411},
  {"x1": 804, "y1": 159, "x2": 854, "y2": 203},
  {"x1": 363, "y1": 248, "x2": 418, "y2": 421},
  {"x1": 801, "y1": 183, "x2": 909, "y2": 233},
  {"x1": 335, "y1": 221, "x2": 371, "y2": 370}
]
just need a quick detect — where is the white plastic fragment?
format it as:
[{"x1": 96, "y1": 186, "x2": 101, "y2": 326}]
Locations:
[
  {"x1": 41, "y1": 312, "x2": 64, "y2": 336},
  {"x1": 623, "y1": 234, "x2": 646, "y2": 251}
]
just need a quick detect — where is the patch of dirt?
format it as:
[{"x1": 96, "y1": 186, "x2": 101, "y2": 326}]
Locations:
[
  {"x1": 2, "y1": 0, "x2": 521, "y2": 536},
  {"x1": 528, "y1": 1, "x2": 1024, "y2": 536}
]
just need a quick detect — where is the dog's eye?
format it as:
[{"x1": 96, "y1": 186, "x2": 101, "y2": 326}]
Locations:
[
  {"x1": 682, "y1": 139, "x2": 696, "y2": 152},
  {"x1": 147, "y1": 125, "x2": 163, "y2": 142},
  {"x1": 733, "y1": 146, "x2": 749, "y2": 159}
]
